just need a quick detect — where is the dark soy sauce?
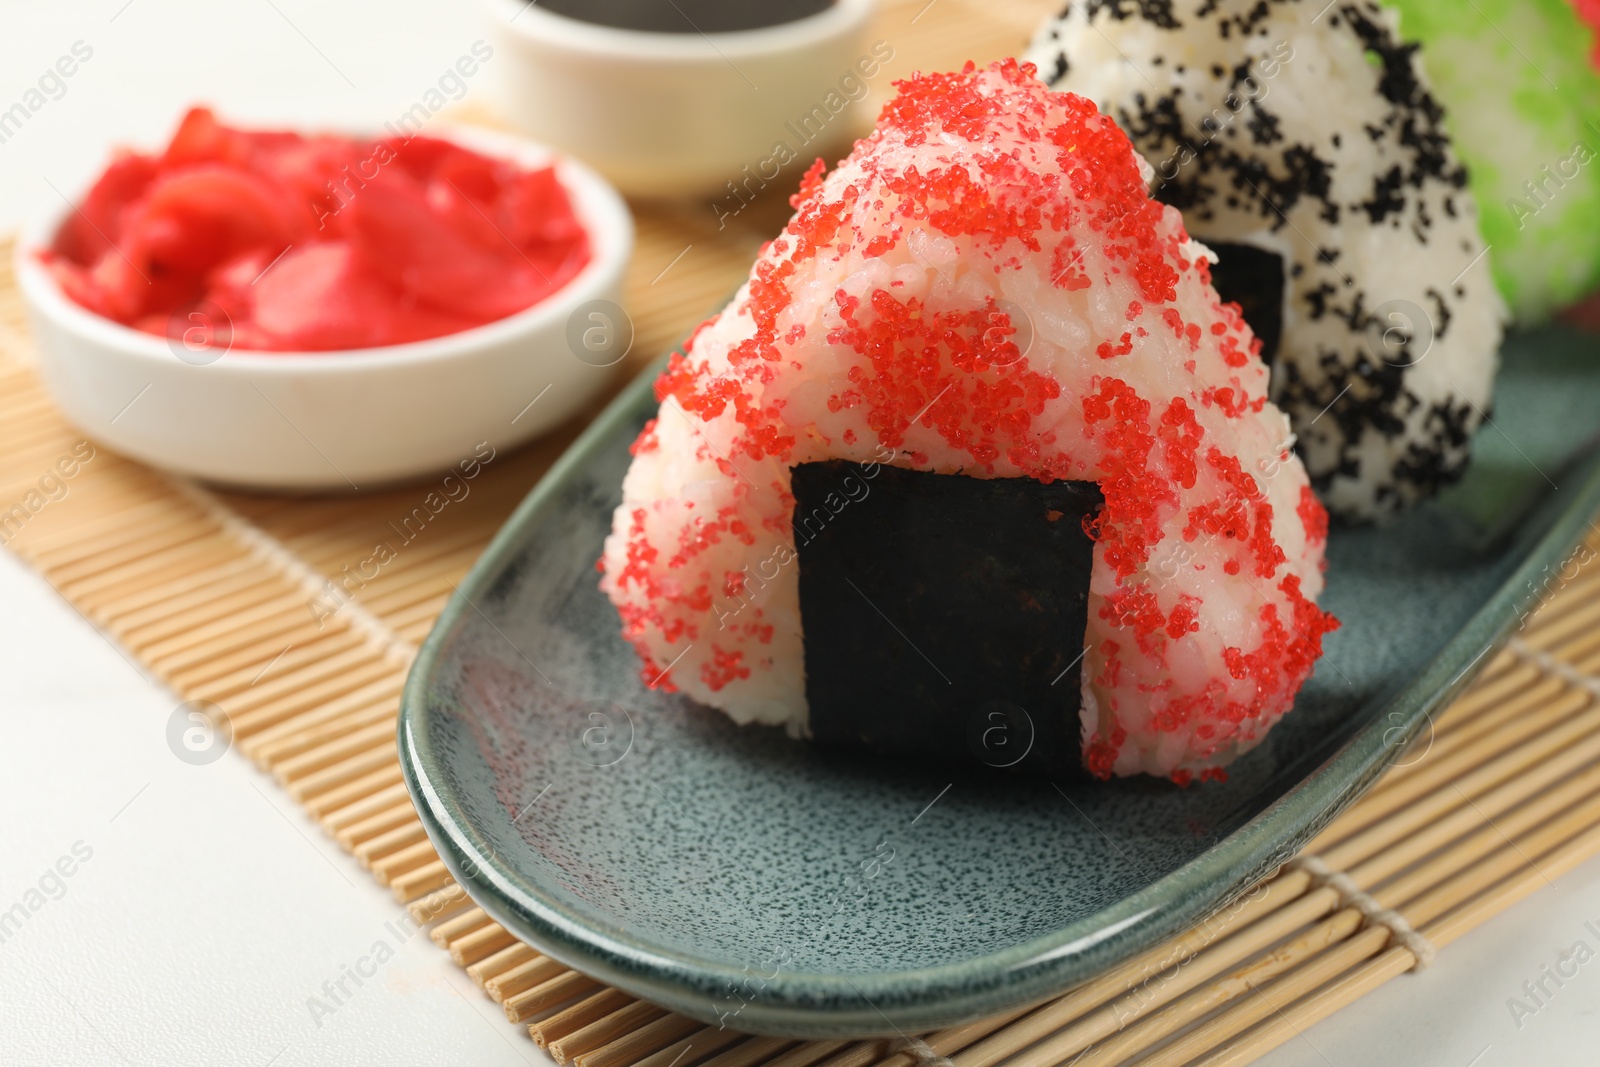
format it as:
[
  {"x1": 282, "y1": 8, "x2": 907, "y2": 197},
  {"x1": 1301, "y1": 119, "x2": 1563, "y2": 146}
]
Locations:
[{"x1": 535, "y1": 0, "x2": 835, "y2": 34}]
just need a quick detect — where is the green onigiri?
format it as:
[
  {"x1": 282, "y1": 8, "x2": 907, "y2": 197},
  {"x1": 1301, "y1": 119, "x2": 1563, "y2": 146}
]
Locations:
[{"x1": 1389, "y1": 0, "x2": 1600, "y2": 321}]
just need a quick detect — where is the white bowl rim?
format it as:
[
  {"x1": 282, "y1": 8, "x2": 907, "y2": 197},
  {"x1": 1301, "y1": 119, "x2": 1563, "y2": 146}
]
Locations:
[
  {"x1": 483, "y1": 0, "x2": 877, "y2": 60},
  {"x1": 14, "y1": 121, "x2": 634, "y2": 375}
]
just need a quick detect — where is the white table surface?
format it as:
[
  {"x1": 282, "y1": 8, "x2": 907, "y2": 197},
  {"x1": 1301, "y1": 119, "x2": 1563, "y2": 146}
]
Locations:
[{"x1": 2, "y1": 3, "x2": 1599, "y2": 1064}]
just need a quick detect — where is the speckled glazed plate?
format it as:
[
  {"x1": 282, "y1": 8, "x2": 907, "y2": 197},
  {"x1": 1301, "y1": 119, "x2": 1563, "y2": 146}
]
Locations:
[{"x1": 400, "y1": 326, "x2": 1600, "y2": 1037}]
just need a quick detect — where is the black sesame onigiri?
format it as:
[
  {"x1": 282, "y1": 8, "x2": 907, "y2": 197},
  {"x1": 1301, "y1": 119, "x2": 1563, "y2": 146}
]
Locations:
[{"x1": 1027, "y1": 0, "x2": 1504, "y2": 520}]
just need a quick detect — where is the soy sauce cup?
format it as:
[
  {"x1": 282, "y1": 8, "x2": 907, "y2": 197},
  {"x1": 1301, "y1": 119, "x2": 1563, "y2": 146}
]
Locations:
[{"x1": 484, "y1": 0, "x2": 878, "y2": 198}]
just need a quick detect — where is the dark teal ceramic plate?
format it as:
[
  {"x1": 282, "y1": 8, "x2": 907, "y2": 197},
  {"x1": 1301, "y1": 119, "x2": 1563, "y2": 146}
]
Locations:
[{"x1": 400, "y1": 327, "x2": 1600, "y2": 1037}]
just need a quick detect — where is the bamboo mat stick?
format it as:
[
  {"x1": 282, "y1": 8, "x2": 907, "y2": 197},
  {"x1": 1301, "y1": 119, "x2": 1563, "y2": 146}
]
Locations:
[
  {"x1": 1134, "y1": 926, "x2": 1397, "y2": 1066},
  {"x1": 836, "y1": 873, "x2": 1327, "y2": 1067},
  {"x1": 1319, "y1": 689, "x2": 1600, "y2": 868},
  {"x1": 450, "y1": 922, "x2": 518, "y2": 967},
  {"x1": 573, "y1": 1011, "x2": 703, "y2": 1067},
  {"x1": 953, "y1": 883, "x2": 1348, "y2": 1067},
  {"x1": 309, "y1": 763, "x2": 405, "y2": 820},
  {"x1": 353, "y1": 819, "x2": 427, "y2": 868},
  {"x1": 202, "y1": 635, "x2": 380, "y2": 708},
  {"x1": 61, "y1": 537, "x2": 238, "y2": 601},
  {"x1": 551, "y1": 1001, "x2": 673, "y2": 1065},
  {"x1": 618, "y1": 1025, "x2": 749, "y2": 1067},
  {"x1": 391, "y1": 859, "x2": 455, "y2": 903},
  {"x1": 267, "y1": 509, "x2": 444, "y2": 560},
  {"x1": 243, "y1": 668, "x2": 406, "y2": 737},
  {"x1": 1395, "y1": 805, "x2": 1597, "y2": 928},
  {"x1": 808, "y1": 1037, "x2": 892, "y2": 1067},
  {"x1": 362, "y1": 563, "x2": 486, "y2": 617},
  {"x1": 1350, "y1": 668, "x2": 1565, "y2": 798},
  {"x1": 122, "y1": 594, "x2": 279, "y2": 653},
  {"x1": 1309, "y1": 650, "x2": 1599, "y2": 847},
  {"x1": 1518, "y1": 574, "x2": 1600, "y2": 647},
  {"x1": 97, "y1": 555, "x2": 265, "y2": 625},
  {"x1": 59, "y1": 550, "x2": 244, "y2": 618},
  {"x1": 507, "y1": 969, "x2": 601, "y2": 1023},
  {"x1": 157, "y1": 621, "x2": 346, "y2": 693},
  {"x1": 430, "y1": 906, "x2": 491, "y2": 946},
  {"x1": 406, "y1": 882, "x2": 469, "y2": 926},
  {"x1": 353, "y1": 582, "x2": 474, "y2": 632},
  {"x1": 532, "y1": 988, "x2": 636, "y2": 1047},
  {"x1": 814, "y1": 1007, "x2": 1035, "y2": 1067},
  {"x1": 182, "y1": 629, "x2": 363, "y2": 700},
  {"x1": 759, "y1": 1039, "x2": 853, "y2": 1067},
  {"x1": 468, "y1": 940, "x2": 537, "y2": 984},
  {"x1": 1382, "y1": 647, "x2": 1600, "y2": 801},
  {"x1": 352, "y1": 528, "x2": 489, "y2": 577},
  {"x1": 275, "y1": 719, "x2": 398, "y2": 784},
  {"x1": 335, "y1": 799, "x2": 416, "y2": 850},
  {"x1": 808, "y1": 1038, "x2": 897, "y2": 1067},
  {"x1": 388, "y1": 594, "x2": 456, "y2": 642},
  {"x1": 49, "y1": 525, "x2": 224, "y2": 587},
  {"x1": 1346, "y1": 746, "x2": 1600, "y2": 889},
  {"x1": 38, "y1": 503, "x2": 215, "y2": 568},
  {"x1": 948, "y1": 874, "x2": 1320, "y2": 1067},
  {"x1": 1308, "y1": 665, "x2": 1541, "y2": 825},
  {"x1": 1207, "y1": 753, "x2": 1595, "y2": 1054},
  {"x1": 260, "y1": 693, "x2": 399, "y2": 757},
  {"x1": 371, "y1": 837, "x2": 438, "y2": 886},
  {"x1": 122, "y1": 577, "x2": 288, "y2": 648},
  {"x1": 1427, "y1": 825, "x2": 1600, "y2": 949},
  {"x1": 92, "y1": 549, "x2": 270, "y2": 626},
  {"x1": 362, "y1": 829, "x2": 431, "y2": 872},
  {"x1": 488, "y1": 954, "x2": 567, "y2": 1001},
  {"x1": 1189, "y1": 817, "x2": 1600, "y2": 1067},
  {"x1": 1292, "y1": 684, "x2": 1568, "y2": 857},
  {"x1": 1125, "y1": 777, "x2": 1600, "y2": 1065},
  {"x1": 331, "y1": 520, "x2": 490, "y2": 574},
  {"x1": 300, "y1": 551, "x2": 481, "y2": 619},
  {"x1": 0, "y1": 402, "x2": 76, "y2": 440},
  {"x1": 24, "y1": 501, "x2": 200, "y2": 566},
  {"x1": 701, "y1": 1036, "x2": 798, "y2": 1067},
  {"x1": 240, "y1": 666, "x2": 401, "y2": 744},
  {"x1": 1002, "y1": 771, "x2": 1600, "y2": 1067},
  {"x1": 147, "y1": 602, "x2": 314, "y2": 672},
  {"x1": 1120, "y1": 729, "x2": 1600, "y2": 1064},
  {"x1": 230, "y1": 499, "x2": 390, "y2": 547},
  {"x1": 1519, "y1": 608, "x2": 1600, "y2": 669},
  {"x1": 828, "y1": 1006, "x2": 1041, "y2": 1067},
  {"x1": 246, "y1": 688, "x2": 402, "y2": 767},
  {"x1": 1187, "y1": 943, "x2": 1419, "y2": 1067},
  {"x1": 287, "y1": 738, "x2": 400, "y2": 804},
  {"x1": 747, "y1": 1036, "x2": 874, "y2": 1067},
  {"x1": 1070, "y1": 908, "x2": 1369, "y2": 1067},
  {"x1": 326, "y1": 780, "x2": 415, "y2": 838},
  {"x1": 233, "y1": 662, "x2": 401, "y2": 739}
]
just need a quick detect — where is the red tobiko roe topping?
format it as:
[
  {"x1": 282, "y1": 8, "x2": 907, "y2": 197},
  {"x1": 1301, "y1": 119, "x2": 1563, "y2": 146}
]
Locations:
[{"x1": 43, "y1": 107, "x2": 592, "y2": 352}]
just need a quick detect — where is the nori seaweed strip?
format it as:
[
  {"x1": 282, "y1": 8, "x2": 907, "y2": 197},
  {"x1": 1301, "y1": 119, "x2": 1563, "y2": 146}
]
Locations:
[
  {"x1": 1200, "y1": 240, "x2": 1286, "y2": 368},
  {"x1": 793, "y1": 460, "x2": 1102, "y2": 776}
]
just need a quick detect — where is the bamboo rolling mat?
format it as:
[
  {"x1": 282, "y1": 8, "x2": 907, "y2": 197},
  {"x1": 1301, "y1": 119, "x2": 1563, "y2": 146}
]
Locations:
[{"x1": 6, "y1": 0, "x2": 1600, "y2": 1063}]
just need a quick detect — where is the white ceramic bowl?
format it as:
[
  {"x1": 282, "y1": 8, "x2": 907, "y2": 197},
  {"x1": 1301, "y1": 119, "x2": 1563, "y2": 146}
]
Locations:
[
  {"x1": 484, "y1": 0, "x2": 878, "y2": 198},
  {"x1": 16, "y1": 124, "x2": 634, "y2": 491}
]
